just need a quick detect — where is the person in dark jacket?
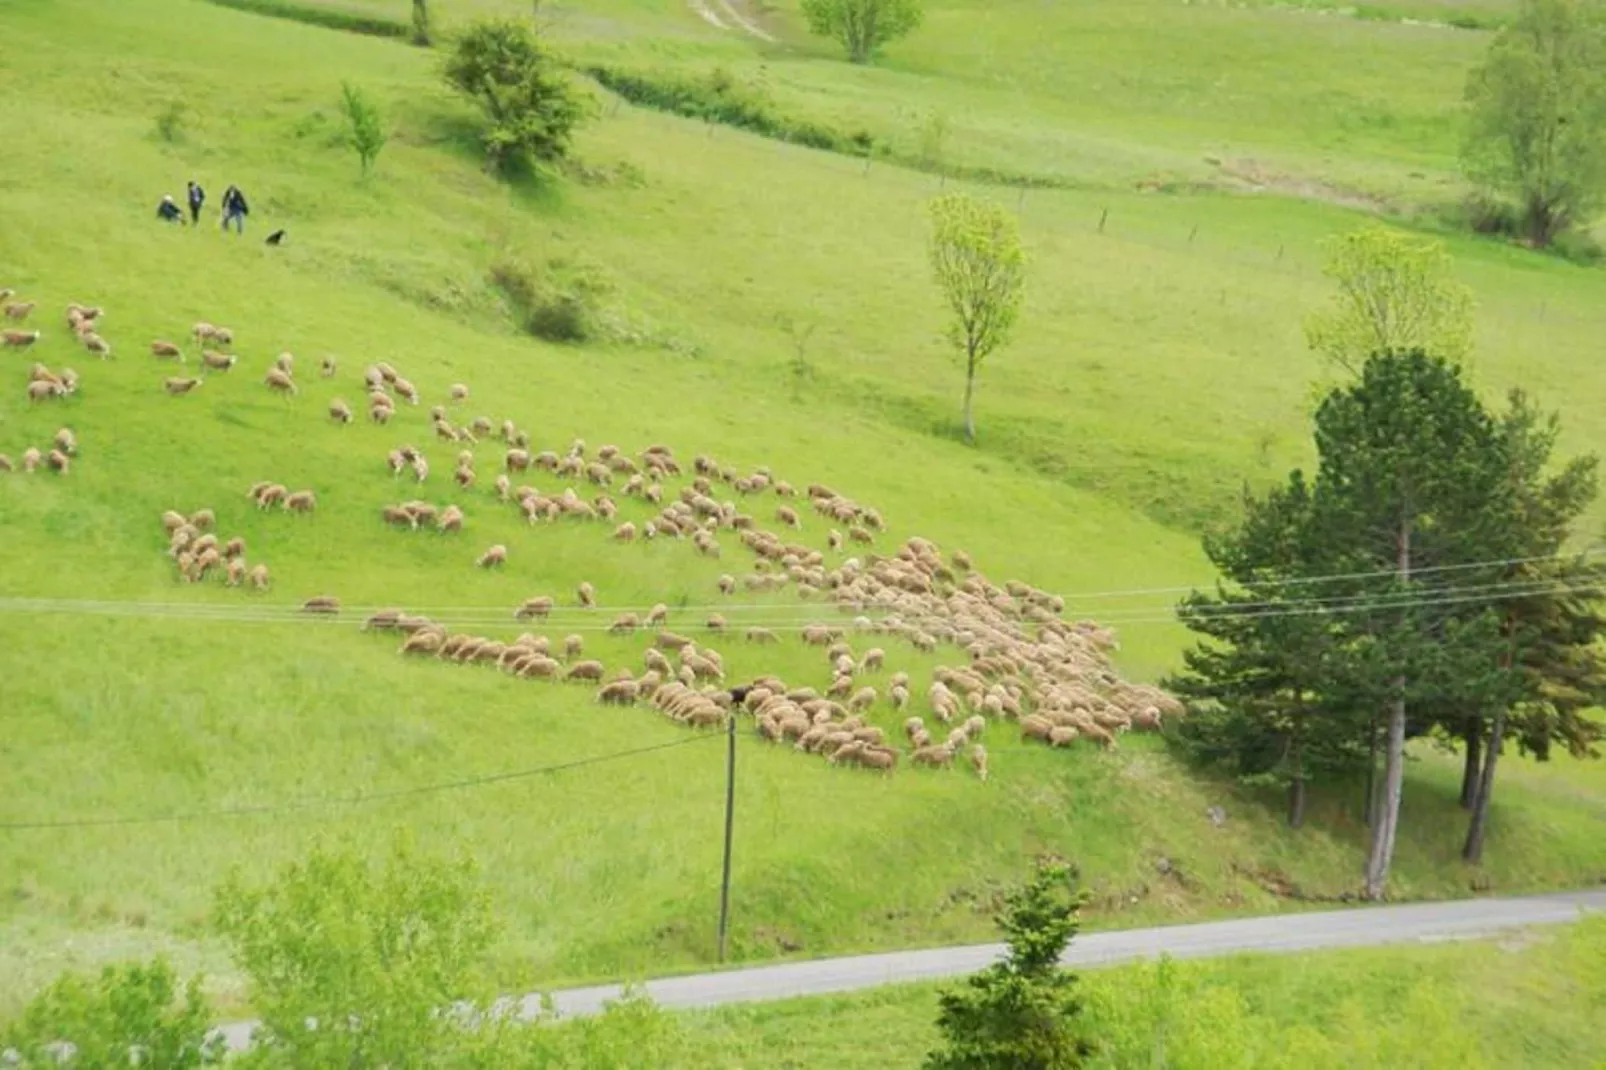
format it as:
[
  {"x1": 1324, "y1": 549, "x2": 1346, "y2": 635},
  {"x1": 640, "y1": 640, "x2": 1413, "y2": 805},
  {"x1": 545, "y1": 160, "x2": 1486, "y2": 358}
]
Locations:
[
  {"x1": 157, "y1": 194, "x2": 184, "y2": 224},
  {"x1": 220, "y1": 184, "x2": 249, "y2": 235},
  {"x1": 186, "y1": 181, "x2": 205, "y2": 225}
]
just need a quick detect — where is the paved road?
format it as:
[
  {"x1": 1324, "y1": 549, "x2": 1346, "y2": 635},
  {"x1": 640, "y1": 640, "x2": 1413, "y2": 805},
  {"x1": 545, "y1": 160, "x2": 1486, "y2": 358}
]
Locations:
[{"x1": 217, "y1": 888, "x2": 1606, "y2": 1051}]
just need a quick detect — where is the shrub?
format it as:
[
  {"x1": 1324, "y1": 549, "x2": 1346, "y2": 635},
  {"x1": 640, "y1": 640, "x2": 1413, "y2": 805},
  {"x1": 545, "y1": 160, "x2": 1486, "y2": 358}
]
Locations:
[
  {"x1": 338, "y1": 82, "x2": 387, "y2": 176},
  {"x1": 489, "y1": 256, "x2": 608, "y2": 344},
  {"x1": 154, "y1": 100, "x2": 189, "y2": 143},
  {"x1": 586, "y1": 65, "x2": 877, "y2": 155},
  {"x1": 443, "y1": 19, "x2": 587, "y2": 171},
  {"x1": 1, "y1": 959, "x2": 222, "y2": 1067}
]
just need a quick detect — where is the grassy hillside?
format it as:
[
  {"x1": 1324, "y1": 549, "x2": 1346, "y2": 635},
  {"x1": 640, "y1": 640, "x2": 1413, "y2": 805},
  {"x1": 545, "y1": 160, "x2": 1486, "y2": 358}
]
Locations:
[{"x1": 1, "y1": 0, "x2": 1603, "y2": 1015}]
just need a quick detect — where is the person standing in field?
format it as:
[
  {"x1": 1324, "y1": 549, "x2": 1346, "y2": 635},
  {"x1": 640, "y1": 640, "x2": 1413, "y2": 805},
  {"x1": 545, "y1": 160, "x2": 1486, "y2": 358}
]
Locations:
[
  {"x1": 186, "y1": 180, "x2": 205, "y2": 225},
  {"x1": 220, "y1": 184, "x2": 249, "y2": 235}
]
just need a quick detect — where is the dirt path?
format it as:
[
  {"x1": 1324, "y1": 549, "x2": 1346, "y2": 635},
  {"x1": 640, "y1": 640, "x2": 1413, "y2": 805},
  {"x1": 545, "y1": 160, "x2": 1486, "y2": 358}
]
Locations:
[{"x1": 688, "y1": 0, "x2": 774, "y2": 41}]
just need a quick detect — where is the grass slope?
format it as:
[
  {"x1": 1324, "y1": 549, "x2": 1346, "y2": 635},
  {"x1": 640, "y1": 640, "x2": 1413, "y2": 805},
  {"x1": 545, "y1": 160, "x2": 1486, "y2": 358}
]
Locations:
[{"x1": 0, "y1": 0, "x2": 1603, "y2": 1015}]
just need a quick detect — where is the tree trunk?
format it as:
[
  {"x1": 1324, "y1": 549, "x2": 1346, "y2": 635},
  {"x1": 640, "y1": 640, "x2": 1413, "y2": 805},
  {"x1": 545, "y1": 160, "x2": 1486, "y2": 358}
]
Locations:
[
  {"x1": 962, "y1": 352, "x2": 977, "y2": 444},
  {"x1": 1287, "y1": 733, "x2": 1307, "y2": 828},
  {"x1": 1363, "y1": 719, "x2": 1378, "y2": 827},
  {"x1": 1459, "y1": 720, "x2": 1482, "y2": 810},
  {"x1": 1364, "y1": 520, "x2": 1411, "y2": 901},
  {"x1": 1463, "y1": 705, "x2": 1505, "y2": 864}
]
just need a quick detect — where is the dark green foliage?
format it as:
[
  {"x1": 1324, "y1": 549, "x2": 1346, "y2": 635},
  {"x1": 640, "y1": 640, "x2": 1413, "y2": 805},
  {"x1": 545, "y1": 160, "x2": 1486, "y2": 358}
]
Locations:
[
  {"x1": 488, "y1": 256, "x2": 608, "y2": 343},
  {"x1": 1172, "y1": 351, "x2": 1602, "y2": 893},
  {"x1": 443, "y1": 20, "x2": 587, "y2": 170},
  {"x1": 214, "y1": 839, "x2": 497, "y2": 1067},
  {"x1": 1, "y1": 959, "x2": 222, "y2": 1068},
  {"x1": 587, "y1": 66, "x2": 878, "y2": 156},
  {"x1": 801, "y1": 0, "x2": 924, "y2": 64},
  {"x1": 202, "y1": 0, "x2": 409, "y2": 39},
  {"x1": 924, "y1": 859, "x2": 1092, "y2": 1070}
]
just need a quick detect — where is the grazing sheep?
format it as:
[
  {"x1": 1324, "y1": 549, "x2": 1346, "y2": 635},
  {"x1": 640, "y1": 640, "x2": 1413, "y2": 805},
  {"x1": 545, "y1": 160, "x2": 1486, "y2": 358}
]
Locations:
[
  {"x1": 577, "y1": 581, "x2": 596, "y2": 608},
  {"x1": 20, "y1": 448, "x2": 41, "y2": 473},
  {"x1": 301, "y1": 595, "x2": 340, "y2": 616},
  {"x1": 225, "y1": 558, "x2": 246, "y2": 586},
  {"x1": 515, "y1": 596, "x2": 553, "y2": 621},
  {"x1": 655, "y1": 631, "x2": 693, "y2": 650},
  {"x1": 518, "y1": 656, "x2": 562, "y2": 679},
  {"x1": 3, "y1": 301, "x2": 36, "y2": 320},
  {"x1": 370, "y1": 402, "x2": 393, "y2": 425},
  {"x1": 376, "y1": 361, "x2": 399, "y2": 383},
  {"x1": 566, "y1": 659, "x2": 604, "y2": 682},
  {"x1": 45, "y1": 448, "x2": 70, "y2": 474},
  {"x1": 401, "y1": 630, "x2": 445, "y2": 656},
  {"x1": 383, "y1": 505, "x2": 417, "y2": 529},
  {"x1": 164, "y1": 377, "x2": 203, "y2": 396},
  {"x1": 453, "y1": 465, "x2": 476, "y2": 490},
  {"x1": 718, "y1": 574, "x2": 736, "y2": 595},
  {"x1": 612, "y1": 521, "x2": 637, "y2": 542},
  {"x1": 189, "y1": 508, "x2": 215, "y2": 530},
  {"x1": 437, "y1": 505, "x2": 464, "y2": 534},
  {"x1": 848, "y1": 686, "x2": 877, "y2": 713},
  {"x1": 911, "y1": 744, "x2": 956, "y2": 769},
  {"x1": 776, "y1": 505, "x2": 801, "y2": 528},
  {"x1": 393, "y1": 377, "x2": 419, "y2": 405},
  {"x1": 27, "y1": 380, "x2": 65, "y2": 403},
  {"x1": 321, "y1": 357, "x2": 337, "y2": 378},
  {"x1": 560, "y1": 634, "x2": 584, "y2": 660},
  {"x1": 962, "y1": 715, "x2": 986, "y2": 739},
  {"x1": 706, "y1": 614, "x2": 726, "y2": 633},
  {"x1": 597, "y1": 679, "x2": 639, "y2": 705},
  {"x1": 969, "y1": 744, "x2": 990, "y2": 782},
  {"x1": 263, "y1": 369, "x2": 297, "y2": 396},
  {"x1": 223, "y1": 536, "x2": 246, "y2": 558},
  {"x1": 1048, "y1": 725, "x2": 1079, "y2": 748},
  {"x1": 53, "y1": 428, "x2": 76, "y2": 455},
  {"x1": 274, "y1": 352, "x2": 294, "y2": 374},
  {"x1": 284, "y1": 490, "x2": 316, "y2": 513},
  {"x1": 329, "y1": 399, "x2": 353, "y2": 424},
  {"x1": 862, "y1": 647, "x2": 885, "y2": 672},
  {"x1": 744, "y1": 627, "x2": 778, "y2": 644},
  {"x1": 646, "y1": 603, "x2": 668, "y2": 626},
  {"x1": 3, "y1": 330, "x2": 42, "y2": 348},
  {"x1": 450, "y1": 383, "x2": 468, "y2": 401},
  {"x1": 247, "y1": 564, "x2": 271, "y2": 590},
  {"x1": 412, "y1": 456, "x2": 429, "y2": 483},
  {"x1": 476, "y1": 544, "x2": 508, "y2": 568},
  {"x1": 608, "y1": 613, "x2": 639, "y2": 635},
  {"x1": 505, "y1": 448, "x2": 531, "y2": 473},
  {"x1": 77, "y1": 332, "x2": 110, "y2": 358},
  {"x1": 200, "y1": 351, "x2": 237, "y2": 371},
  {"x1": 150, "y1": 341, "x2": 184, "y2": 360}
]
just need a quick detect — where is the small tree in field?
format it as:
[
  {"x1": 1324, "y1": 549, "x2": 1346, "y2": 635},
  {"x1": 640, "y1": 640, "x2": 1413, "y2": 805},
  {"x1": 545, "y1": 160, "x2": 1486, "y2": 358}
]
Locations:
[
  {"x1": 1303, "y1": 225, "x2": 1474, "y2": 375},
  {"x1": 1462, "y1": 0, "x2": 1606, "y2": 247},
  {"x1": 1, "y1": 959, "x2": 221, "y2": 1068},
  {"x1": 443, "y1": 19, "x2": 586, "y2": 171},
  {"x1": 801, "y1": 0, "x2": 923, "y2": 64},
  {"x1": 924, "y1": 859, "x2": 1092, "y2": 1070},
  {"x1": 215, "y1": 839, "x2": 497, "y2": 1066},
  {"x1": 339, "y1": 82, "x2": 387, "y2": 177},
  {"x1": 928, "y1": 193, "x2": 1025, "y2": 444}
]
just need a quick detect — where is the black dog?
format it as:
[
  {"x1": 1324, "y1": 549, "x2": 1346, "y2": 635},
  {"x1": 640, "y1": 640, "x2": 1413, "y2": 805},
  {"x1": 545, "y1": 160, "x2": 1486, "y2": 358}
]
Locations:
[{"x1": 265, "y1": 229, "x2": 286, "y2": 246}]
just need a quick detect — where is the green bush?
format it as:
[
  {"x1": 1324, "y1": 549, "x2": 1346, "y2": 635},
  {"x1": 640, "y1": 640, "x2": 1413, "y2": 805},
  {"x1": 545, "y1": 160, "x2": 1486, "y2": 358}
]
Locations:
[
  {"x1": 587, "y1": 65, "x2": 877, "y2": 156},
  {"x1": 202, "y1": 0, "x2": 409, "y2": 38},
  {"x1": 443, "y1": 19, "x2": 587, "y2": 171},
  {"x1": 489, "y1": 256, "x2": 606, "y2": 344}
]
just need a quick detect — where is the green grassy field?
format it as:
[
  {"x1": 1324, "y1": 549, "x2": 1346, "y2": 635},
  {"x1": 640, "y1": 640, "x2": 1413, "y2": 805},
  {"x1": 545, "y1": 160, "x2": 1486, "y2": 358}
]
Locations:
[
  {"x1": 1, "y1": 0, "x2": 1604, "y2": 1017},
  {"x1": 640, "y1": 915, "x2": 1606, "y2": 1068}
]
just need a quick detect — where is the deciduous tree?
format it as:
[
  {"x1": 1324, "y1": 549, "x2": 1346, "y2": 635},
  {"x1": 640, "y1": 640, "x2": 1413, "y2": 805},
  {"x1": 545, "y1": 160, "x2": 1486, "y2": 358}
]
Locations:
[
  {"x1": 1303, "y1": 226, "x2": 1473, "y2": 374},
  {"x1": 443, "y1": 19, "x2": 586, "y2": 171},
  {"x1": 928, "y1": 193, "x2": 1025, "y2": 445},
  {"x1": 339, "y1": 82, "x2": 387, "y2": 176},
  {"x1": 1462, "y1": 0, "x2": 1606, "y2": 247},
  {"x1": 801, "y1": 0, "x2": 923, "y2": 64}
]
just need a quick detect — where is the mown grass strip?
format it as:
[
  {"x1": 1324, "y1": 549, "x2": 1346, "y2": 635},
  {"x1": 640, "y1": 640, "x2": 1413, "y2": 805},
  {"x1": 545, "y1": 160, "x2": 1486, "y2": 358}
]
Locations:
[{"x1": 203, "y1": 0, "x2": 409, "y2": 40}]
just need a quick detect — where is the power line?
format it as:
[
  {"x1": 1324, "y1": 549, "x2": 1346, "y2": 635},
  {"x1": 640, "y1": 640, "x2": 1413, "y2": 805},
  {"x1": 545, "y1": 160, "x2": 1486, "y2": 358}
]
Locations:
[{"x1": 0, "y1": 733, "x2": 724, "y2": 831}]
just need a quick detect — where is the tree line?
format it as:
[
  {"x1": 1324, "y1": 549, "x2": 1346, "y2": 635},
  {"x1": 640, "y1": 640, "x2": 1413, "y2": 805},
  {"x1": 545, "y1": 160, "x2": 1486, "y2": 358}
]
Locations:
[{"x1": 1168, "y1": 226, "x2": 1605, "y2": 899}]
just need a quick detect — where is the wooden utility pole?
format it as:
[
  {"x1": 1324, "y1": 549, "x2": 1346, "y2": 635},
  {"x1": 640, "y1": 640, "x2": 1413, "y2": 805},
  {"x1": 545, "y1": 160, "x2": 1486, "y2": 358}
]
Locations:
[{"x1": 717, "y1": 711, "x2": 737, "y2": 962}]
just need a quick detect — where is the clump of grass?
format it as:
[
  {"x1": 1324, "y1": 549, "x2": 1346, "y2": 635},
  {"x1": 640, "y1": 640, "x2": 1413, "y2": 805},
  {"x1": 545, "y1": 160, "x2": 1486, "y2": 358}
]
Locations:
[
  {"x1": 489, "y1": 255, "x2": 610, "y2": 344},
  {"x1": 153, "y1": 101, "x2": 189, "y2": 143}
]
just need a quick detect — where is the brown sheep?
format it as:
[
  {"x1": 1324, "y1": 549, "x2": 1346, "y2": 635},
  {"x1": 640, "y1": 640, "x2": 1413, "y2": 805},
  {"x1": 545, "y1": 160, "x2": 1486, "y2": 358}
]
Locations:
[
  {"x1": 401, "y1": 630, "x2": 445, "y2": 656},
  {"x1": 608, "y1": 613, "x2": 639, "y2": 635},
  {"x1": 164, "y1": 377, "x2": 203, "y2": 396},
  {"x1": 393, "y1": 377, "x2": 419, "y2": 405},
  {"x1": 1048, "y1": 725, "x2": 1079, "y2": 748},
  {"x1": 597, "y1": 679, "x2": 639, "y2": 705},
  {"x1": 225, "y1": 558, "x2": 247, "y2": 587},
  {"x1": 274, "y1": 353, "x2": 294, "y2": 374},
  {"x1": 612, "y1": 521, "x2": 637, "y2": 542},
  {"x1": 3, "y1": 301, "x2": 36, "y2": 320},
  {"x1": 143, "y1": 341, "x2": 185, "y2": 361},
  {"x1": 517, "y1": 656, "x2": 561, "y2": 679},
  {"x1": 247, "y1": 564, "x2": 271, "y2": 591},
  {"x1": 577, "y1": 581, "x2": 596, "y2": 608},
  {"x1": 301, "y1": 595, "x2": 340, "y2": 616},
  {"x1": 453, "y1": 465, "x2": 476, "y2": 490},
  {"x1": 566, "y1": 659, "x2": 604, "y2": 682},
  {"x1": 862, "y1": 648, "x2": 885, "y2": 672},
  {"x1": 411, "y1": 456, "x2": 429, "y2": 483},
  {"x1": 776, "y1": 505, "x2": 801, "y2": 529},
  {"x1": 3, "y1": 330, "x2": 41, "y2": 348},
  {"x1": 370, "y1": 402, "x2": 393, "y2": 425},
  {"x1": 436, "y1": 505, "x2": 464, "y2": 534},
  {"x1": 263, "y1": 369, "x2": 297, "y2": 396},
  {"x1": 706, "y1": 614, "x2": 726, "y2": 633},
  {"x1": 476, "y1": 544, "x2": 508, "y2": 568},
  {"x1": 383, "y1": 505, "x2": 418, "y2": 529},
  {"x1": 911, "y1": 744, "x2": 956, "y2": 769},
  {"x1": 515, "y1": 596, "x2": 553, "y2": 621},
  {"x1": 45, "y1": 449, "x2": 70, "y2": 474},
  {"x1": 745, "y1": 627, "x2": 779, "y2": 644},
  {"x1": 848, "y1": 686, "x2": 877, "y2": 713},
  {"x1": 329, "y1": 400, "x2": 353, "y2": 424},
  {"x1": 494, "y1": 474, "x2": 511, "y2": 502},
  {"x1": 223, "y1": 537, "x2": 246, "y2": 559},
  {"x1": 505, "y1": 448, "x2": 532, "y2": 473},
  {"x1": 564, "y1": 634, "x2": 585, "y2": 660},
  {"x1": 284, "y1": 490, "x2": 317, "y2": 513},
  {"x1": 718, "y1": 574, "x2": 736, "y2": 595},
  {"x1": 27, "y1": 380, "x2": 65, "y2": 403},
  {"x1": 646, "y1": 603, "x2": 668, "y2": 626},
  {"x1": 53, "y1": 428, "x2": 76, "y2": 455},
  {"x1": 321, "y1": 357, "x2": 338, "y2": 378},
  {"x1": 655, "y1": 631, "x2": 693, "y2": 650},
  {"x1": 200, "y1": 351, "x2": 236, "y2": 371},
  {"x1": 79, "y1": 332, "x2": 110, "y2": 359},
  {"x1": 189, "y1": 508, "x2": 215, "y2": 530}
]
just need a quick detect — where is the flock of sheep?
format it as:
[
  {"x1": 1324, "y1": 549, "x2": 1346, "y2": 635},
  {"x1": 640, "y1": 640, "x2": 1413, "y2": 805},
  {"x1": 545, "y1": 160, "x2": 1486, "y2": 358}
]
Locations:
[{"x1": 3, "y1": 291, "x2": 1184, "y2": 783}]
